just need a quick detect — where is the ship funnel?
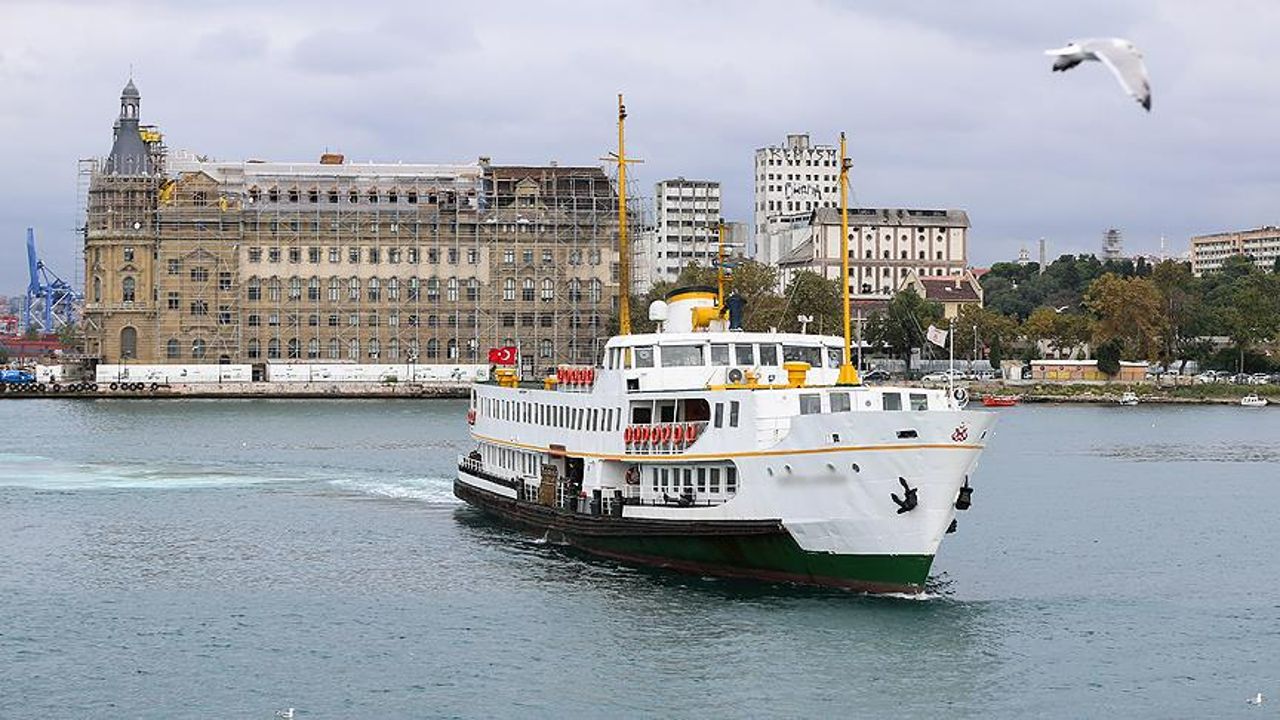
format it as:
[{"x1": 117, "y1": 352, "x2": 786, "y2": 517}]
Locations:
[{"x1": 663, "y1": 285, "x2": 721, "y2": 333}]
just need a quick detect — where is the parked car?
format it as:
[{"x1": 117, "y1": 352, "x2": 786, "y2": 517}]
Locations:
[
  {"x1": 921, "y1": 369, "x2": 966, "y2": 383},
  {"x1": 862, "y1": 369, "x2": 890, "y2": 382},
  {"x1": 976, "y1": 370, "x2": 1000, "y2": 381}
]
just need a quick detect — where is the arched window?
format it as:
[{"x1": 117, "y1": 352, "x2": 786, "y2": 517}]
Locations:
[
  {"x1": 522, "y1": 278, "x2": 535, "y2": 302},
  {"x1": 247, "y1": 338, "x2": 261, "y2": 359},
  {"x1": 308, "y1": 277, "x2": 320, "y2": 301},
  {"x1": 368, "y1": 277, "x2": 381, "y2": 301},
  {"x1": 119, "y1": 326, "x2": 137, "y2": 359},
  {"x1": 503, "y1": 278, "x2": 516, "y2": 301},
  {"x1": 328, "y1": 277, "x2": 339, "y2": 301},
  {"x1": 408, "y1": 339, "x2": 419, "y2": 359},
  {"x1": 568, "y1": 278, "x2": 582, "y2": 302},
  {"x1": 287, "y1": 338, "x2": 300, "y2": 359},
  {"x1": 347, "y1": 338, "x2": 359, "y2": 359},
  {"x1": 166, "y1": 338, "x2": 180, "y2": 359},
  {"x1": 426, "y1": 277, "x2": 439, "y2": 301},
  {"x1": 588, "y1": 279, "x2": 602, "y2": 303},
  {"x1": 289, "y1": 276, "x2": 302, "y2": 300},
  {"x1": 408, "y1": 277, "x2": 420, "y2": 300},
  {"x1": 426, "y1": 338, "x2": 439, "y2": 358},
  {"x1": 268, "y1": 338, "x2": 280, "y2": 359},
  {"x1": 447, "y1": 339, "x2": 459, "y2": 359},
  {"x1": 388, "y1": 338, "x2": 400, "y2": 360},
  {"x1": 541, "y1": 278, "x2": 554, "y2": 301},
  {"x1": 539, "y1": 338, "x2": 553, "y2": 358},
  {"x1": 348, "y1": 276, "x2": 360, "y2": 301},
  {"x1": 446, "y1": 277, "x2": 458, "y2": 302},
  {"x1": 327, "y1": 338, "x2": 340, "y2": 359},
  {"x1": 191, "y1": 338, "x2": 207, "y2": 359},
  {"x1": 388, "y1": 277, "x2": 400, "y2": 300},
  {"x1": 268, "y1": 277, "x2": 281, "y2": 301},
  {"x1": 368, "y1": 338, "x2": 380, "y2": 358},
  {"x1": 247, "y1": 276, "x2": 261, "y2": 301},
  {"x1": 466, "y1": 277, "x2": 479, "y2": 301},
  {"x1": 121, "y1": 277, "x2": 136, "y2": 303}
]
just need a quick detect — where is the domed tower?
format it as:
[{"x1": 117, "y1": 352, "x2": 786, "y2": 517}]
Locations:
[{"x1": 105, "y1": 79, "x2": 153, "y2": 176}]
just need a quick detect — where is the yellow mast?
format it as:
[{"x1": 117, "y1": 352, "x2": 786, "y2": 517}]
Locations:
[
  {"x1": 716, "y1": 219, "x2": 727, "y2": 308},
  {"x1": 837, "y1": 132, "x2": 859, "y2": 386},
  {"x1": 616, "y1": 94, "x2": 631, "y2": 335}
]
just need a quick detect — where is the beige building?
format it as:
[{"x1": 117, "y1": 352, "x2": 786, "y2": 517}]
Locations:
[
  {"x1": 83, "y1": 81, "x2": 624, "y2": 376},
  {"x1": 776, "y1": 207, "x2": 969, "y2": 297},
  {"x1": 898, "y1": 270, "x2": 984, "y2": 319},
  {"x1": 753, "y1": 133, "x2": 839, "y2": 264},
  {"x1": 1190, "y1": 226, "x2": 1280, "y2": 276}
]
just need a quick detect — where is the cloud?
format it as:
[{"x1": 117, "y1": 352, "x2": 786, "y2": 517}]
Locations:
[{"x1": 0, "y1": 0, "x2": 1278, "y2": 293}]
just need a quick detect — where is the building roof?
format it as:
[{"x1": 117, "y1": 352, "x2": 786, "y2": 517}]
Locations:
[
  {"x1": 777, "y1": 238, "x2": 815, "y2": 266},
  {"x1": 813, "y1": 207, "x2": 969, "y2": 228},
  {"x1": 914, "y1": 274, "x2": 981, "y2": 303}
]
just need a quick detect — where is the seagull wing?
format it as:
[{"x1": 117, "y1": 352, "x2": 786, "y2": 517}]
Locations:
[{"x1": 1087, "y1": 39, "x2": 1152, "y2": 110}]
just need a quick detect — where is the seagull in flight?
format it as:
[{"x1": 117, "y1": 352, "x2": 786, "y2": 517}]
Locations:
[
  {"x1": 1246, "y1": 692, "x2": 1263, "y2": 706},
  {"x1": 1045, "y1": 38, "x2": 1151, "y2": 111}
]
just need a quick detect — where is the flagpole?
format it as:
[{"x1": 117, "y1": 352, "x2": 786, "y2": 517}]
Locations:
[{"x1": 948, "y1": 317, "x2": 955, "y2": 403}]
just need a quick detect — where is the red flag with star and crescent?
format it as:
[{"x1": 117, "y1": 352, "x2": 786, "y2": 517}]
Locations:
[{"x1": 488, "y1": 346, "x2": 518, "y2": 365}]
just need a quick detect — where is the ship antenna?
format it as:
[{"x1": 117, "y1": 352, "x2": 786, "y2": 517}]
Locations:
[
  {"x1": 717, "y1": 219, "x2": 726, "y2": 309},
  {"x1": 837, "y1": 132, "x2": 860, "y2": 386}
]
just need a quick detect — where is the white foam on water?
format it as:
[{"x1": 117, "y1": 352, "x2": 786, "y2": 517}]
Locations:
[
  {"x1": 0, "y1": 451, "x2": 305, "y2": 491},
  {"x1": 327, "y1": 475, "x2": 460, "y2": 505}
]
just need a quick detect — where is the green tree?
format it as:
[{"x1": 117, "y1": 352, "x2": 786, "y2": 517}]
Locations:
[
  {"x1": 956, "y1": 304, "x2": 1020, "y2": 366},
  {"x1": 1095, "y1": 339, "x2": 1122, "y2": 376},
  {"x1": 1217, "y1": 275, "x2": 1280, "y2": 372},
  {"x1": 865, "y1": 290, "x2": 942, "y2": 369},
  {"x1": 1083, "y1": 273, "x2": 1167, "y2": 361},
  {"x1": 777, "y1": 271, "x2": 841, "y2": 334}
]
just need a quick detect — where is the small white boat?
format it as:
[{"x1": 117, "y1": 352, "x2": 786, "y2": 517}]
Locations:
[
  {"x1": 1117, "y1": 391, "x2": 1139, "y2": 406},
  {"x1": 1241, "y1": 393, "x2": 1268, "y2": 407}
]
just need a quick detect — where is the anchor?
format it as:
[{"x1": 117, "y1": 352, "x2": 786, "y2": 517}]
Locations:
[
  {"x1": 955, "y1": 476, "x2": 974, "y2": 510},
  {"x1": 891, "y1": 477, "x2": 918, "y2": 514}
]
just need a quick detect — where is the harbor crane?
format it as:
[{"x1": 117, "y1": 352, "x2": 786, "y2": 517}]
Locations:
[{"x1": 22, "y1": 227, "x2": 80, "y2": 334}]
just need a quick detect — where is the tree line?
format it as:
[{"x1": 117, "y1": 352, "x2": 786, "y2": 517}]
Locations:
[{"x1": 615, "y1": 252, "x2": 1280, "y2": 374}]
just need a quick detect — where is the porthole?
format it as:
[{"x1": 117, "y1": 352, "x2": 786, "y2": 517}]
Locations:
[{"x1": 851, "y1": 463, "x2": 861, "y2": 473}]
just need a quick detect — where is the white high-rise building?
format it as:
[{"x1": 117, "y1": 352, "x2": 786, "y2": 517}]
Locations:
[
  {"x1": 753, "y1": 133, "x2": 839, "y2": 265},
  {"x1": 639, "y1": 178, "x2": 723, "y2": 291}
]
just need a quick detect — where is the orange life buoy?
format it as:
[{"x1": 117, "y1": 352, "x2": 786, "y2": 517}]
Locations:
[
  {"x1": 657, "y1": 424, "x2": 671, "y2": 444},
  {"x1": 586, "y1": 368, "x2": 595, "y2": 384},
  {"x1": 624, "y1": 426, "x2": 635, "y2": 444},
  {"x1": 639, "y1": 425, "x2": 651, "y2": 445},
  {"x1": 673, "y1": 423, "x2": 685, "y2": 444},
  {"x1": 686, "y1": 423, "x2": 699, "y2": 442}
]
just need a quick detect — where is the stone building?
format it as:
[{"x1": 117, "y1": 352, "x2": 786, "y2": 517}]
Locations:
[{"x1": 83, "y1": 81, "x2": 623, "y2": 375}]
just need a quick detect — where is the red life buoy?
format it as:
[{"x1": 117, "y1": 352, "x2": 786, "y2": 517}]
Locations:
[
  {"x1": 639, "y1": 425, "x2": 651, "y2": 445},
  {"x1": 556, "y1": 367, "x2": 565, "y2": 383},
  {"x1": 673, "y1": 423, "x2": 685, "y2": 444},
  {"x1": 660, "y1": 424, "x2": 673, "y2": 444},
  {"x1": 466, "y1": 408, "x2": 477, "y2": 425},
  {"x1": 573, "y1": 368, "x2": 583, "y2": 385},
  {"x1": 624, "y1": 426, "x2": 634, "y2": 444},
  {"x1": 686, "y1": 423, "x2": 700, "y2": 442},
  {"x1": 586, "y1": 368, "x2": 595, "y2": 384}
]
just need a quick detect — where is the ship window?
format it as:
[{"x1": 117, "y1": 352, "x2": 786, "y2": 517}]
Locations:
[
  {"x1": 883, "y1": 393, "x2": 903, "y2": 411},
  {"x1": 734, "y1": 344, "x2": 754, "y2": 365},
  {"x1": 709, "y1": 468, "x2": 720, "y2": 493},
  {"x1": 726, "y1": 467, "x2": 737, "y2": 493},
  {"x1": 697, "y1": 467, "x2": 707, "y2": 493},
  {"x1": 783, "y1": 344, "x2": 822, "y2": 367},
  {"x1": 799, "y1": 394, "x2": 821, "y2": 415},
  {"x1": 826, "y1": 346, "x2": 843, "y2": 368},
  {"x1": 831, "y1": 392, "x2": 851, "y2": 413},
  {"x1": 661, "y1": 344, "x2": 704, "y2": 367},
  {"x1": 713, "y1": 403, "x2": 724, "y2": 428},
  {"x1": 631, "y1": 404, "x2": 653, "y2": 424},
  {"x1": 682, "y1": 468, "x2": 693, "y2": 493},
  {"x1": 729, "y1": 401, "x2": 740, "y2": 427},
  {"x1": 759, "y1": 344, "x2": 779, "y2": 365},
  {"x1": 710, "y1": 344, "x2": 730, "y2": 366},
  {"x1": 651, "y1": 468, "x2": 659, "y2": 491},
  {"x1": 657, "y1": 402, "x2": 676, "y2": 423},
  {"x1": 910, "y1": 393, "x2": 929, "y2": 411},
  {"x1": 633, "y1": 346, "x2": 654, "y2": 368},
  {"x1": 660, "y1": 467, "x2": 670, "y2": 492}
]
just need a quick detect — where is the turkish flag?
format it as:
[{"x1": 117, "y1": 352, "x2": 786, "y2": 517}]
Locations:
[{"x1": 488, "y1": 346, "x2": 518, "y2": 365}]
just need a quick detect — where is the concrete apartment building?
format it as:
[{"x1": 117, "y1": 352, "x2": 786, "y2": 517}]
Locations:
[
  {"x1": 753, "y1": 133, "x2": 839, "y2": 265},
  {"x1": 1190, "y1": 226, "x2": 1280, "y2": 275},
  {"x1": 83, "y1": 81, "x2": 623, "y2": 375},
  {"x1": 776, "y1": 207, "x2": 970, "y2": 298},
  {"x1": 632, "y1": 178, "x2": 749, "y2": 293}
]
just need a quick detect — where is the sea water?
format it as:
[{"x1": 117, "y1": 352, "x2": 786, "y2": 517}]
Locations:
[{"x1": 1, "y1": 399, "x2": 1277, "y2": 718}]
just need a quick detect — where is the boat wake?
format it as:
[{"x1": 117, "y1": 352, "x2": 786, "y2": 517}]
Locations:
[
  {"x1": 0, "y1": 451, "x2": 302, "y2": 491},
  {"x1": 327, "y1": 476, "x2": 460, "y2": 505}
]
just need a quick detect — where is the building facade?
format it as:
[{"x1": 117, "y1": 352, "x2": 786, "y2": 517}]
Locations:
[
  {"x1": 753, "y1": 133, "x2": 839, "y2": 265},
  {"x1": 1190, "y1": 226, "x2": 1280, "y2": 276},
  {"x1": 898, "y1": 269, "x2": 984, "y2": 319},
  {"x1": 776, "y1": 207, "x2": 969, "y2": 297},
  {"x1": 83, "y1": 82, "x2": 624, "y2": 375},
  {"x1": 641, "y1": 178, "x2": 722, "y2": 291}
]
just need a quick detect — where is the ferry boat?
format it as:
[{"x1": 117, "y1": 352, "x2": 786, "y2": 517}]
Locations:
[{"x1": 454, "y1": 100, "x2": 996, "y2": 594}]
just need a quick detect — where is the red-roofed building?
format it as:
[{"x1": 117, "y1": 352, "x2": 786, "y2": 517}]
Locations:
[{"x1": 899, "y1": 269, "x2": 984, "y2": 319}]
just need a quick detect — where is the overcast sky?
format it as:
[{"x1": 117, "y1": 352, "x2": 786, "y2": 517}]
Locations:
[{"x1": 1, "y1": 0, "x2": 1277, "y2": 294}]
